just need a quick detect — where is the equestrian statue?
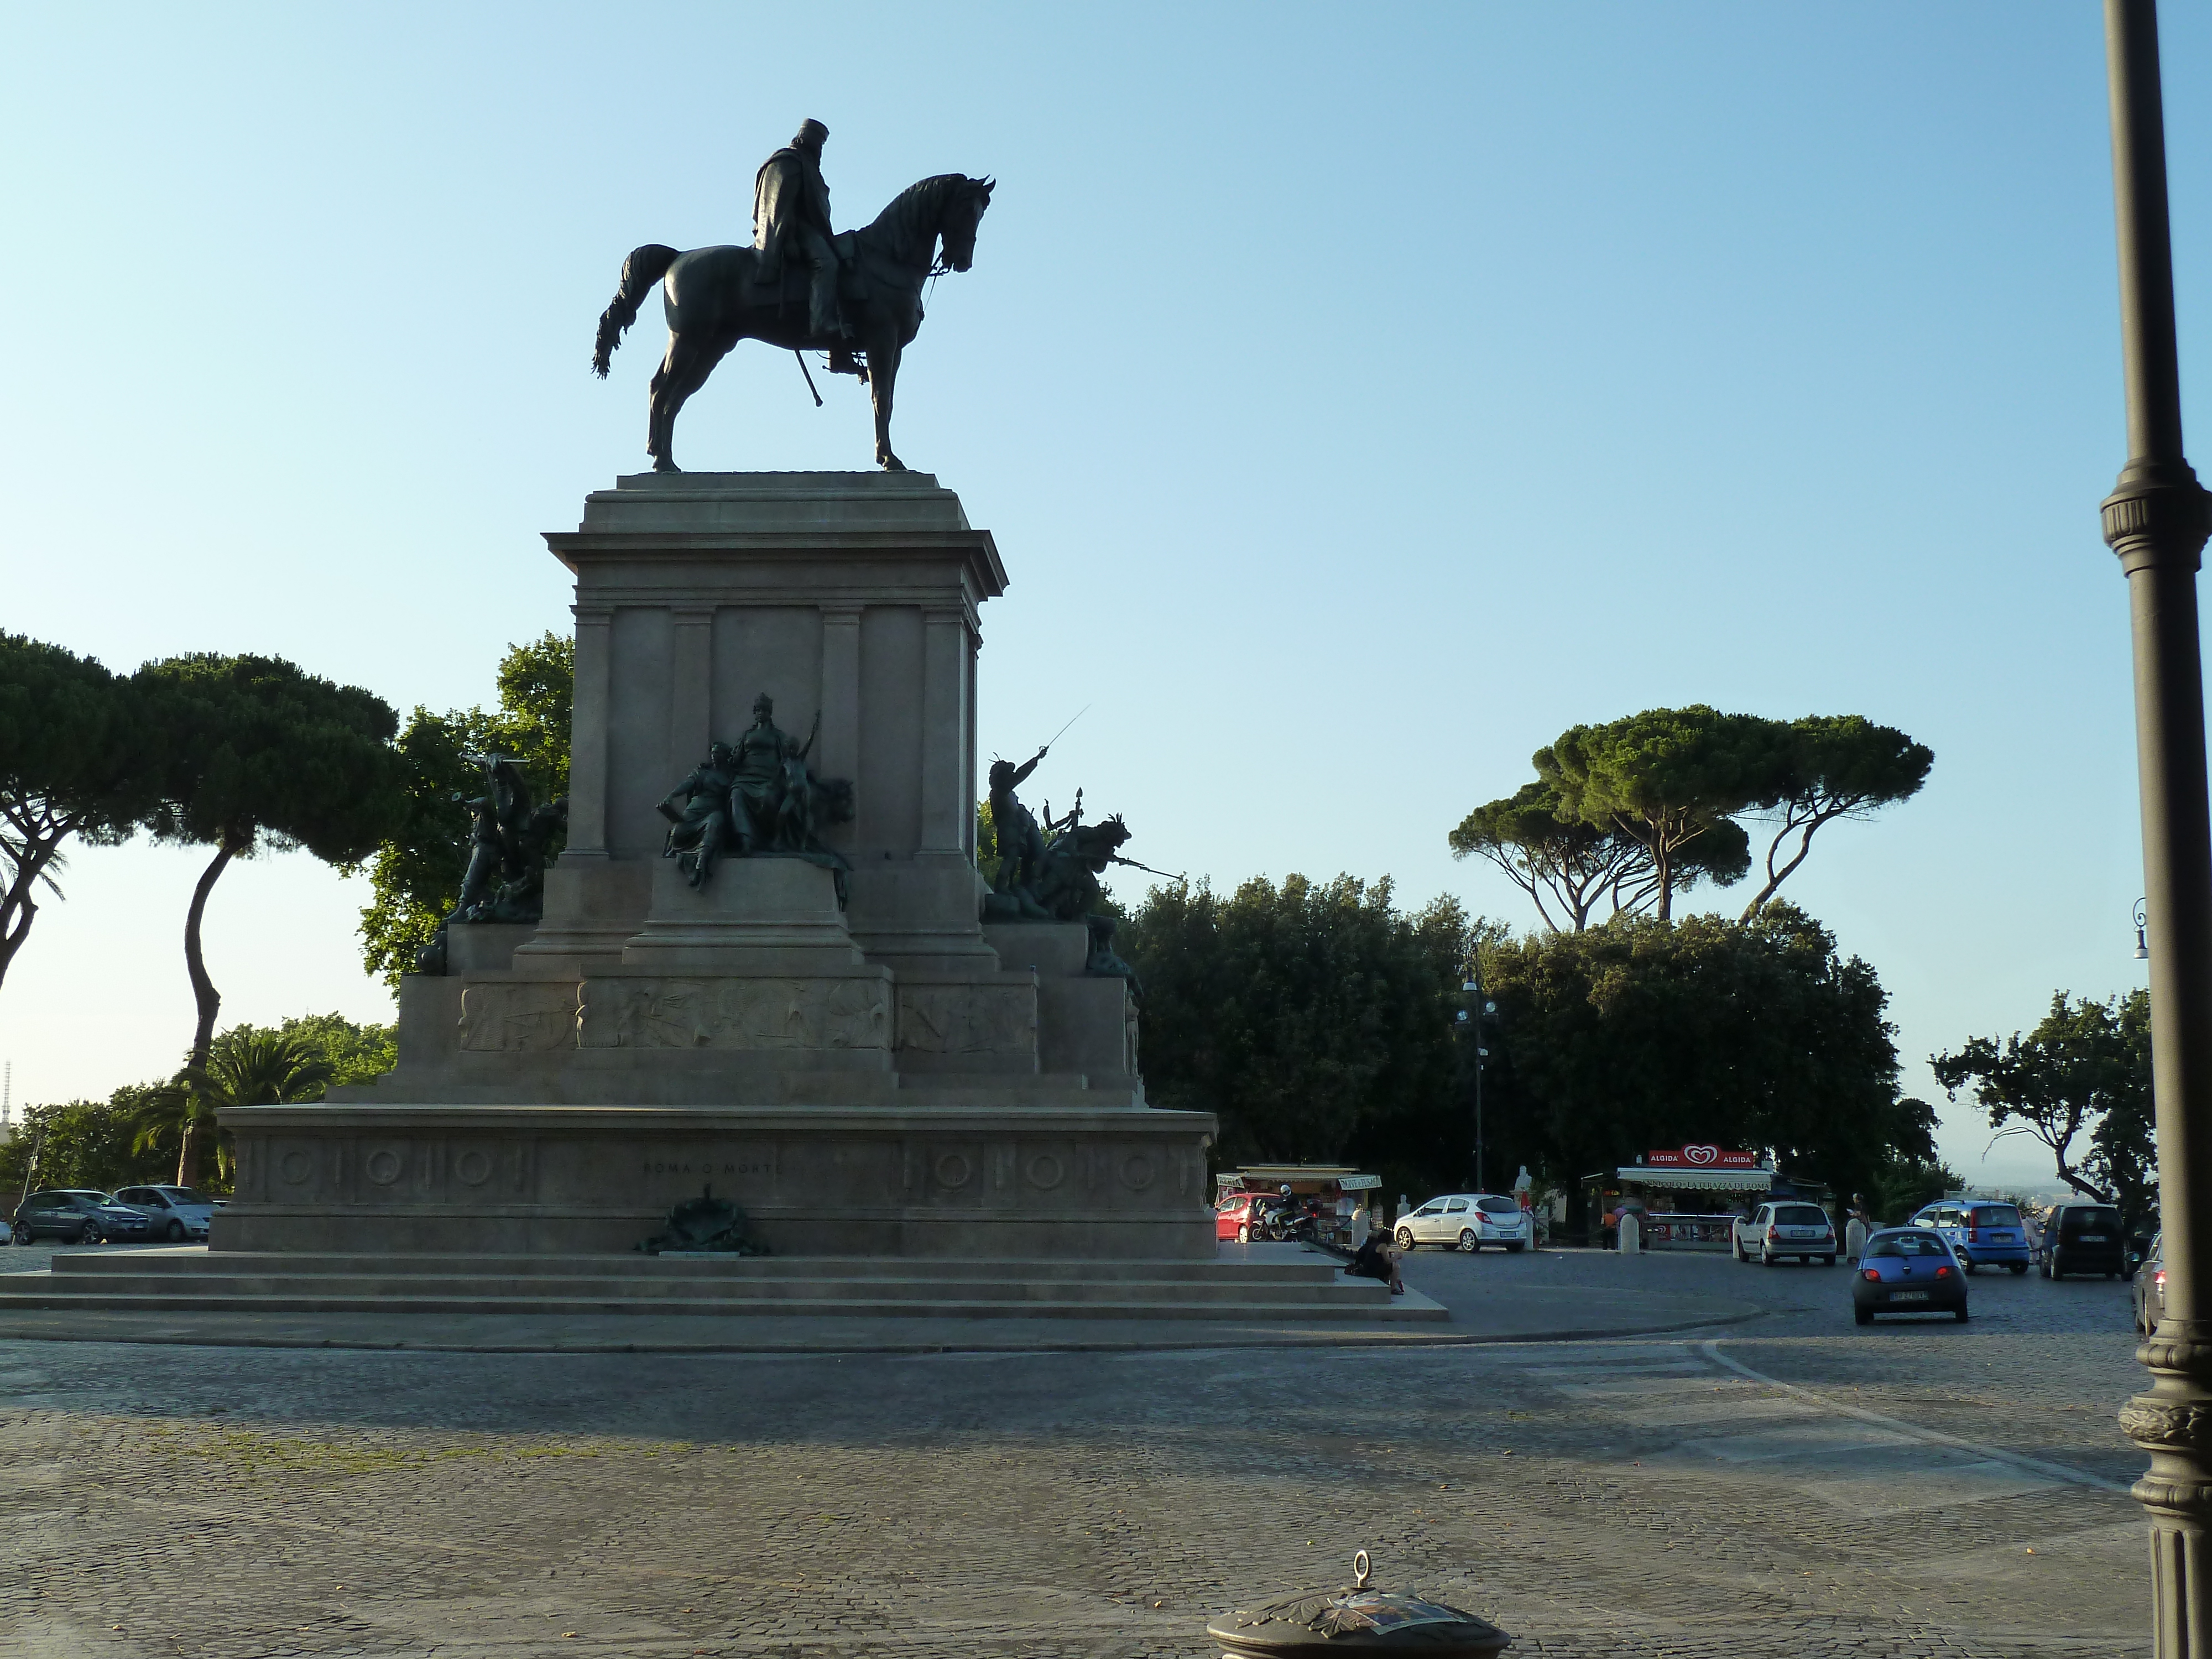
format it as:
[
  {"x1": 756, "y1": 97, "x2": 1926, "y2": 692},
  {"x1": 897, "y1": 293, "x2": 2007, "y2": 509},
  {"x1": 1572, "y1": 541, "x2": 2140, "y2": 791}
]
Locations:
[{"x1": 592, "y1": 118, "x2": 994, "y2": 472}]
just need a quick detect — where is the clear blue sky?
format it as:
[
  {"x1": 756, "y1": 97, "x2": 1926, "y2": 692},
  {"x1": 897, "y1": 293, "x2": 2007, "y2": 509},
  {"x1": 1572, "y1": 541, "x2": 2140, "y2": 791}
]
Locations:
[{"x1": 3, "y1": 3, "x2": 2204, "y2": 1191}]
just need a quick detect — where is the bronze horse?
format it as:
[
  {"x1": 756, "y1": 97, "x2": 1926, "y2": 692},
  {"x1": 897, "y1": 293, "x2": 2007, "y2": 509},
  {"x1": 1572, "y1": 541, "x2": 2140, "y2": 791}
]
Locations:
[{"x1": 592, "y1": 173, "x2": 993, "y2": 472}]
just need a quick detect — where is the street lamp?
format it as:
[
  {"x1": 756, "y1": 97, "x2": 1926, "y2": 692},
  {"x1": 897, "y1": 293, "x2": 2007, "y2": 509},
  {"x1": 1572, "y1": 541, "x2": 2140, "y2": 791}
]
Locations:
[
  {"x1": 2138, "y1": 897, "x2": 2152, "y2": 961},
  {"x1": 2100, "y1": 3, "x2": 2212, "y2": 1649},
  {"x1": 1463, "y1": 978, "x2": 1494, "y2": 1193}
]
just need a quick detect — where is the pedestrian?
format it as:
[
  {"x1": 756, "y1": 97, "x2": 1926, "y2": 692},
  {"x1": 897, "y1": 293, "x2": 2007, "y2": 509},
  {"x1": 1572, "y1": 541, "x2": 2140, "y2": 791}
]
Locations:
[
  {"x1": 1845, "y1": 1192, "x2": 1871, "y2": 1264},
  {"x1": 1344, "y1": 1228, "x2": 1394, "y2": 1287}
]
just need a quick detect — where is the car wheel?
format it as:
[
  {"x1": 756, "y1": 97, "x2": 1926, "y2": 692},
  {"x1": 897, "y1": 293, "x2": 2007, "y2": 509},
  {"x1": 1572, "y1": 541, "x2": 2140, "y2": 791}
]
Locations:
[
  {"x1": 1955, "y1": 1306, "x2": 1970, "y2": 1323},
  {"x1": 2107, "y1": 1271, "x2": 2120, "y2": 1281},
  {"x1": 1396, "y1": 1228, "x2": 1416, "y2": 1251},
  {"x1": 1506, "y1": 1242, "x2": 1525, "y2": 1253},
  {"x1": 1760, "y1": 1245, "x2": 1776, "y2": 1266},
  {"x1": 80, "y1": 1223, "x2": 102, "y2": 1245},
  {"x1": 8, "y1": 1223, "x2": 27, "y2": 1246},
  {"x1": 2048, "y1": 1252, "x2": 2063, "y2": 1280},
  {"x1": 2010, "y1": 1263, "x2": 2028, "y2": 1275},
  {"x1": 1854, "y1": 1305, "x2": 1872, "y2": 1326},
  {"x1": 1236, "y1": 1224, "x2": 1249, "y2": 1244},
  {"x1": 1823, "y1": 1255, "x2": 1837, "y2": 1267},
  {"x1": 164, "y1": 1220, "x2": 186, "y2": 1243},
  {"x1": 1458, "y1": 1229, "x2": 1478, "y2": 1253}
]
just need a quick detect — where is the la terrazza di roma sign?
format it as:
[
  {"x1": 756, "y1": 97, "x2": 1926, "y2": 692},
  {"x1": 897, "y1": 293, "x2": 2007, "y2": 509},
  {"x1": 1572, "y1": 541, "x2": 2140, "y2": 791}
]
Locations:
[{"x1": 1643, "y1": 1146, "x2": 1762, "y2": 1170}]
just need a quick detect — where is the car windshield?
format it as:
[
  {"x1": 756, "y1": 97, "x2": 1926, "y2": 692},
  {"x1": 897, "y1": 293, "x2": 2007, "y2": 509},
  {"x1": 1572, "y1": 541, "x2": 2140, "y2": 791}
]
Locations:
[
  {"x1": 1969, "y1": 1205, "x2": 2021, "y2": 1227},
  {"x1": 2065, "y1": 1209, "x2": 2121, "y2": 1230},
  {"x1": 163, "y1": 1188, "x2": 209, "y2": 1206},
  {"x1": 1868, "y1": 1233, "x2": 1950, "y2": 1258},
  {"x1": 1777, "y1": 1206, "x2": 1828, "y2": 1225},
  {"x1": 1477, "y1": 1197, "x2": 1520, "y2": 1215}
]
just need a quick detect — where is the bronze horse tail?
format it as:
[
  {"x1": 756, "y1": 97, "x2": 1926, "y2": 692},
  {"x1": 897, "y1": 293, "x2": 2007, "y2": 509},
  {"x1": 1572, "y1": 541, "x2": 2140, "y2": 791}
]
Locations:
[{"x1": 592, "y1": 244, "x2": 681, "y2": 379}]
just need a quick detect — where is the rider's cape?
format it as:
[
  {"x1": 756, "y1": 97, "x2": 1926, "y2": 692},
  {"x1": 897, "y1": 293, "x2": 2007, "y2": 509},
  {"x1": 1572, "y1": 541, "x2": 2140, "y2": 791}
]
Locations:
[{"x1": 752, "y1": 146, "x2": 834, "y2": 280}]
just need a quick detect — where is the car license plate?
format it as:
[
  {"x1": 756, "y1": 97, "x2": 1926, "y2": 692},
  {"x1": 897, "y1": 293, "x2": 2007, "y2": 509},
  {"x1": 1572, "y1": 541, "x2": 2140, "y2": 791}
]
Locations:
[
  {"x1": 1891, "y1": 1290, "x2": 1930, "y2": 1302},
  {"x1": 2079, "y1": 1234, "x2": 2108, "y2": 1243},
  {"x1": 1992, "y1": 1232, "x2": 2014, "y2": 1241}
]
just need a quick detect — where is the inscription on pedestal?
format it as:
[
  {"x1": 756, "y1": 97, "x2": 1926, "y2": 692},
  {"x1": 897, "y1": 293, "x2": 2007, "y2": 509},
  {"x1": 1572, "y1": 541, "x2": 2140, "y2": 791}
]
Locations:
[{"x1": 581, "y1": 978, "x2": 890, "y2": 1050}]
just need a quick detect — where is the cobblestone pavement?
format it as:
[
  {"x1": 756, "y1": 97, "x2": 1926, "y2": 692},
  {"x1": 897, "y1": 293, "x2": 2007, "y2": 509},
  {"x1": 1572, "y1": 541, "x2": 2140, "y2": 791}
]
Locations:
[{"x1": 0, "y1": 1245, "x2": 2158, "y2": 1658}]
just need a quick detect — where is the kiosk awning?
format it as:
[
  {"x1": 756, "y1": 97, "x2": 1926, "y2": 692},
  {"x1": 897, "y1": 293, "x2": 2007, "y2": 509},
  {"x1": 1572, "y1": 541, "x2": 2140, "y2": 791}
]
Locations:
[{"x1": 1615, "y1": 1166, "x2": 1771, "y2": 1192}]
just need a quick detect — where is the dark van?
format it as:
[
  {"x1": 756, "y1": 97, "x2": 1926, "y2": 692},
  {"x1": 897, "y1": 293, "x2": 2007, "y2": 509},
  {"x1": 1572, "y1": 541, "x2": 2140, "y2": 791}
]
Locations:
[{"x1": 2043, "y1": 1202, "x2": 2128, "y2": 1280}]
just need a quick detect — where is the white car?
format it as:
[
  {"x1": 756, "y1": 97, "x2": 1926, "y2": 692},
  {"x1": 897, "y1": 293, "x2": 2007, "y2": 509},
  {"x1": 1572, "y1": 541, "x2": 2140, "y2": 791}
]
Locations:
[
  {"x1": 1394, "y1": 1193, "x2": 1533, "y2": 1253},
  {"x1": 109, "y1": 1185, "x2": 217, "y2": 1243},
  {"x1": 1732, "y1": 1201, "x2": 1838, "y2": 1266}
]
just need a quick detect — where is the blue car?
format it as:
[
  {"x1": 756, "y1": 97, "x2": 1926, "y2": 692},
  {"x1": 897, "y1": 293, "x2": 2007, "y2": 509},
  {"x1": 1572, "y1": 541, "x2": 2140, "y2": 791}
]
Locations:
[
  {"x1": 1854, "y1": 1227, "x2": 1969, "y2": 1324},
  {"x1": 1908, "y1": 1199, "x2": 2033, "y2": 1274}
]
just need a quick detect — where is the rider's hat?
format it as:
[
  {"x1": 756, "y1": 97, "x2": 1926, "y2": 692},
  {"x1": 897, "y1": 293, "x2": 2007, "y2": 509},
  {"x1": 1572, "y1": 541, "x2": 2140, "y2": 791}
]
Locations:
[{"x1": 794, "y1": 118, "x2": 829, "y2": 148}]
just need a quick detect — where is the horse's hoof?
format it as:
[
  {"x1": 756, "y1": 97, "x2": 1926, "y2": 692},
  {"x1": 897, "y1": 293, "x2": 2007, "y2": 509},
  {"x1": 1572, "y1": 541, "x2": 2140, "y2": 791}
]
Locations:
[
  {"x1": 878, "y1": 456, "x2": 908, "y2": 473},
  {"x1": 653, "y1": 458, "x2": 682, "y2": 474}
]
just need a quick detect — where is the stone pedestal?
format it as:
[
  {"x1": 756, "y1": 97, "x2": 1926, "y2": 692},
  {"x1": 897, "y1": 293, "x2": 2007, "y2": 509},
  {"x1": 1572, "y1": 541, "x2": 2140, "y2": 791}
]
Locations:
[{"x1": 219, "y1": 473, "x2": 1206, "y2": 1264}]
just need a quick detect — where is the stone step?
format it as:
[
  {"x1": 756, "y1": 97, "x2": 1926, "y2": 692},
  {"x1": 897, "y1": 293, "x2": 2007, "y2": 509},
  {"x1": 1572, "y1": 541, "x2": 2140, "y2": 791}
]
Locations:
[
  {"x1": 50, "y1": 1251, "x2": 1343, "y2": 1285},
  {"x1": 9, "y1": 1270, "x2": 1394, "y2": 1307},
  {"x1": 0, "y1": 1286, "x2": 1442, "y2": 1322}
]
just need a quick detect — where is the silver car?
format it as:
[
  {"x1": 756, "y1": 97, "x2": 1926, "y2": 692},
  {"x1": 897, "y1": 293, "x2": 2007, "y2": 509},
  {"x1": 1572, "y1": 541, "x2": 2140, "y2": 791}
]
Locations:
[
  {"x1": 110, "y1": 1185, "x2": 216, "y2": 1242},
  {"x1": 1394, "y1": 1193, "x2": 1533, "y2": 1253}
]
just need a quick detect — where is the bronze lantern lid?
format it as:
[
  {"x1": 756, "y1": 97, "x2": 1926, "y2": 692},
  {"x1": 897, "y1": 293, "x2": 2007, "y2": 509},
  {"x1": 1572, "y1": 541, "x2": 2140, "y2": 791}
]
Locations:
[{"x1": 1207, "y1": 1553, "x2": 1511, "y2": 1657}]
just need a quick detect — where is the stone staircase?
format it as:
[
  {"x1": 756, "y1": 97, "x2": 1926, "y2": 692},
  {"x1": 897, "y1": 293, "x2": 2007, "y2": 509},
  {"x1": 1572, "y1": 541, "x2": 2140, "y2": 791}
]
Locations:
[{"x1": 0, "y1": 1249, "x2": 1444, "y2": 1323}]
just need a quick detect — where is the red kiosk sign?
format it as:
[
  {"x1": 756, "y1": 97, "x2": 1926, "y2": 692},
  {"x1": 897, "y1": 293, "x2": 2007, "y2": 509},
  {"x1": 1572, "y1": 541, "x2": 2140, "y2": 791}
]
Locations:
[{"x1": 1644, "y1": 1145, "x2": 1760, "y2": 1170}]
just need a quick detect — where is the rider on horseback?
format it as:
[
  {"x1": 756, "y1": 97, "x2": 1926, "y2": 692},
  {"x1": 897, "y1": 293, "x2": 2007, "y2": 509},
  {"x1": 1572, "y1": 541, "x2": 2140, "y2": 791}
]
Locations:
[{"x1": 753, "y1": 118, "x2": 849, "y2": 345}]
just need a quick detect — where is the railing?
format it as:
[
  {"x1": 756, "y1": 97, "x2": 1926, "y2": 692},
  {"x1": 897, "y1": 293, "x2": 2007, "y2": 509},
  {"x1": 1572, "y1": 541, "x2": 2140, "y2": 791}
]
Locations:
[{"x1": 1638, "y1": 1213, "x2": 1736, "y2": 1250}]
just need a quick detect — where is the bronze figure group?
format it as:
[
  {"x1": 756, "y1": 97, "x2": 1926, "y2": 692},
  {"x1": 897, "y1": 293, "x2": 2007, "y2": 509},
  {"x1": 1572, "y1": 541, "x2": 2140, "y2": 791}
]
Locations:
[{"x1": 659, "y1": 694, "x2": 854, "y2": 903}]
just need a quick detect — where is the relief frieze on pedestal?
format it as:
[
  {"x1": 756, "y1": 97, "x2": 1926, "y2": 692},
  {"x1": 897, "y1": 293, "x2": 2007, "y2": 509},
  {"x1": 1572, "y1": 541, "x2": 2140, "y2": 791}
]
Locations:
[
  {"x1": 458, "y1": 983, "x2": 583, "y2": 1052},
  {"x1": 581, "y1": 977, "x2": 890, "y2": 1050},
  {"x1": 896, "y1": 983, "x2": 1037, "y2": 1056}
]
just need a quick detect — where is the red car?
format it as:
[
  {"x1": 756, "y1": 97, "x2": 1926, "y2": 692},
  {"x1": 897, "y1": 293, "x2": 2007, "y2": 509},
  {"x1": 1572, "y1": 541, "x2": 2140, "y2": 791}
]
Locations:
[{"x1": 1215, "y1": 1192, "x2": 1268, "y2": 1242}]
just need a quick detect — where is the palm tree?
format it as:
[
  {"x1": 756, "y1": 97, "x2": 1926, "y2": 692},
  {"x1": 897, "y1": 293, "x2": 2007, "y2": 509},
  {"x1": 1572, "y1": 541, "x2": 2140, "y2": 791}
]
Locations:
[{"x1": 132, "y1": 1027, "x2": 332, "y2": 1188}]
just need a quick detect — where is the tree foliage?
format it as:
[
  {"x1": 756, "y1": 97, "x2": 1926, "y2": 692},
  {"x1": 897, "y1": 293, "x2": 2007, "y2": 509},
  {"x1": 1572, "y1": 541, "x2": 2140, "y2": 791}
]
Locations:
[
  {"x1": 0, "y1": 635, "x2": 155, "y2": 994},
  {"x1": 1930, "y1": 990, "x2": 2155, "y2": 1225},
  {"x1": 1, "y1": 1012, "x2": 393, "y2": 1197},
  {"x1": 1117, "y1": 874, "x2": 1472, "y2": 1199},
  {"x1": 1458, "y1": 707, "x2": 1931, "y2": 931},
  {"x1": 1736, "y1": 715, "x2": 1932, "y2": 918},
  {"x1": 358, "y1": 633, "x2": 573, "y2": 986},
  {"x1": 1449, "y1": 781, "x2": 1644, "y2": 933},
  {"x1": 1536, "y1": 706, "x2": 1768, "y2": 921},
  {"x1": 1473, "y1": 905, "x2": 1927, "y2": 1229},
  {"x1": 133, "y1": 654, "x2": 404, "y2": 1185}
]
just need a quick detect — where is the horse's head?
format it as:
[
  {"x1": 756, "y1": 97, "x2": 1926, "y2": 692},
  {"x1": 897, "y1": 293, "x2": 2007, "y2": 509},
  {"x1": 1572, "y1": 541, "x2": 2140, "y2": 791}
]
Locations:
[{"x1": 937, "y1": 175, "x2": 994, "y2": 272}]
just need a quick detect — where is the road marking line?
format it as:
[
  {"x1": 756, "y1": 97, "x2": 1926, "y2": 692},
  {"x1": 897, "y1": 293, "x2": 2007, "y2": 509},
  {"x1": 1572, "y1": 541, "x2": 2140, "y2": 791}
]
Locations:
[{"x1": 1699, "y1": 1339, "x2": 2131, "y2": 1495}]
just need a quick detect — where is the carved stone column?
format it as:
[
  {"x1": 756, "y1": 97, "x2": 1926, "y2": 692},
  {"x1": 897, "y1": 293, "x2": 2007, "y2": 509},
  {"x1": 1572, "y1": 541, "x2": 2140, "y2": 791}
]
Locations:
[
  {"x1": 820, "y1": 603, "x2": 863, "y2": 842},
  {"x1": 919, "y1": 604, "x2": 971, "y2": 856},
  {"x1": 669, "y1": 607, "x2": 713, "y2": 766},
  {"x1": 565, "y1": 604, "x2": 615, "y2": 859}
]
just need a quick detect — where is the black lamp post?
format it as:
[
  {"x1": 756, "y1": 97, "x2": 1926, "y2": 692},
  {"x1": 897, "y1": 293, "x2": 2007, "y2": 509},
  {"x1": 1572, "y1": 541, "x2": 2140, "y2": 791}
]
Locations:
[
  {"x1": 2100, "y1": 3, "x2": 2212, "y2": 1649},
  {"x1": 1460, "y1": 978, "x2": 1494, "y2": 1192}
]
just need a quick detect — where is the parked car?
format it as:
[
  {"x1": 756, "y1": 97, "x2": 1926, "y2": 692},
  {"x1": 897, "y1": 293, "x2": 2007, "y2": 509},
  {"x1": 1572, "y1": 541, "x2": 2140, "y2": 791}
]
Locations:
[
  {"x1": 2043, "y1": 1201, "x2": 2130, "y2": 1280},
  {"x1": 1908, "y1": 1199, "x2": 2033, "y2": 1274},
  {"x1": 8, "y1": 1190, "x2": 156, "y2": 1245},
  {"x1": 1395, "y1": 1193, "x2": 1532, "y2": 1253},
  {"x1": 110, "y1": 1185, "x2": 216, "y2": 1242},
  {"x1": 1215, "y1": 1192, "x2": 1268, "y2": 1243},
  {"x1": 1854, "y1": 1227, "x2": 1969, "y2": 1323},
  {"x1": 1732, "y1": 1201, "x2": 1838, "y2": 1266},
  {"x1": 2134, "y1": 1232, "x2": 2167, "y2": 1335}
]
